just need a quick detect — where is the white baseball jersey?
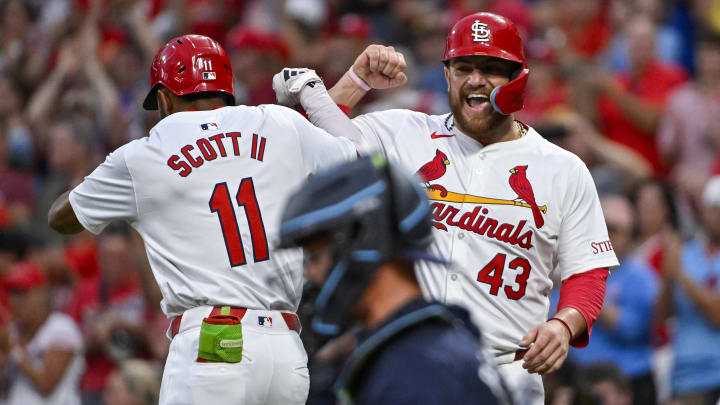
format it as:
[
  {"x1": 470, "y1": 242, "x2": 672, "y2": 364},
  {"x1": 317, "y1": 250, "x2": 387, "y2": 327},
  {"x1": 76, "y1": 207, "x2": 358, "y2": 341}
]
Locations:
[
  {"x1": 344, "y1": 110, "x2": 619, "y2": 359},
  {"x1": 69, "y1": 105, "x2": 355, "y2": 318}
]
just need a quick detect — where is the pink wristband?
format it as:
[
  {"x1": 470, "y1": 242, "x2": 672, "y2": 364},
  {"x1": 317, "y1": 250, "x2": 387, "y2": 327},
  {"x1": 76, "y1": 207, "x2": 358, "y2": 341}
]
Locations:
[{"x1": 348, "y1": 66, "x2": 371, "y2": 92}]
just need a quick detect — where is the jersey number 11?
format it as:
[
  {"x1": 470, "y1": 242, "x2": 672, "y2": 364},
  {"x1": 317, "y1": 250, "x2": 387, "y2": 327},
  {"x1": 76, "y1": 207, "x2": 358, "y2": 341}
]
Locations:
[{"x1": 209, "y1": 178, "x2": 269, "y2": 267}]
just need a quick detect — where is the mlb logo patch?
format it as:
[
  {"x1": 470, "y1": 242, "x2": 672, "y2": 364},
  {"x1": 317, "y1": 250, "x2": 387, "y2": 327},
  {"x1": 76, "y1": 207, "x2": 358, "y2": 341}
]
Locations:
[
  {"x1": 200, "y1": 122, "x2": 219, "y2": 131},
  {"x1": 258, "y1": 316, "x2": 273, "y2": 327},
  {"x1": 202, "y1": 72, "x2": 216, "y2": 80}
]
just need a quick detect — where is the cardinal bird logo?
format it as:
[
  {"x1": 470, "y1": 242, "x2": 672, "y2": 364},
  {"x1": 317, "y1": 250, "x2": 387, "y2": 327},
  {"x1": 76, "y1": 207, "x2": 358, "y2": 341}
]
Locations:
[
  {"x1": 416, "y1": 149, "x2": 450, "y2": 197},
  {"x1": 509, "y1": 165, "x2": 545, "y2": 229}
]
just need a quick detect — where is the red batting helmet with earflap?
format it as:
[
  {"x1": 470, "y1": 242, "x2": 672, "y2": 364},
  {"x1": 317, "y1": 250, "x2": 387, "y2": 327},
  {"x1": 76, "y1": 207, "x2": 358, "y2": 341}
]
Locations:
[
  {"x1": 443, "y1": 12, "x2": 529, "y2": 115},
  {"x1": 143, "y1": 34, "x2": 235, "y2": 110}
]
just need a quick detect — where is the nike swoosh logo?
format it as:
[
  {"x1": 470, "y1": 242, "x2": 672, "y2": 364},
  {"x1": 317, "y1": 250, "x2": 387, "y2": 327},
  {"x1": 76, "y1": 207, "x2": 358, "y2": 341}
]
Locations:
[{"x1": 430, "y1": 131, "x2": 455, "y2": 139}]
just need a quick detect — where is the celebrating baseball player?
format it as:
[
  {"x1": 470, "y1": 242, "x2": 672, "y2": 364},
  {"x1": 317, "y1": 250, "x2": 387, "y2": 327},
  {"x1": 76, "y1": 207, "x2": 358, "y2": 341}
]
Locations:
[
  {"x1": 273, "y1": 12, "x2": 619, "y2": 404},
  {"x1": 279, "y1": 155, "x2": 512, "y2": 405},
  {"x1": 48, "y1": 34, "x2": 356, "y2": 405}
]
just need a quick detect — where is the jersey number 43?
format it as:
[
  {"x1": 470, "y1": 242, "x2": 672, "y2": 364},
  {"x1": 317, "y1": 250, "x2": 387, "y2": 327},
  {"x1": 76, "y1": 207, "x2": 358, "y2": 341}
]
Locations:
[
  {"x1": 477, "y1": 253, "x2": 530, "y2": 300},
  {"x1": 209, "y1": 177, "x2": 269, "y2": 266}
]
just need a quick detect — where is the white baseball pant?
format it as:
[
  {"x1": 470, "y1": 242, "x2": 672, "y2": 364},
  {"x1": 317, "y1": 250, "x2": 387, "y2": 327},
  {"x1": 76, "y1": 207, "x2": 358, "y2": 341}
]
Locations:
[
  {"x1": 159, "y1": 306, "x2": 309, "y2": 405},
  {"x1": 497, "y1": 360, "x2": 545, "y2": 405}
]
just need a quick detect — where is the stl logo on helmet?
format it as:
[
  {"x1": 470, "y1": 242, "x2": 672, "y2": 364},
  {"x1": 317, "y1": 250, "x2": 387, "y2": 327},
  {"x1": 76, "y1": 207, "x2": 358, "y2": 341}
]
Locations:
[{"x1": 471, "y1": 21, "x2": 490, "y2": 43}]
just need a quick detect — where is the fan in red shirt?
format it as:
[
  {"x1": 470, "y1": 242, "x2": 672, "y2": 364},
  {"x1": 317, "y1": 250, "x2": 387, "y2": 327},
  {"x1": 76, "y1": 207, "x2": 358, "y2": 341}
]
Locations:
[
  {"x1": 594, "y1": 16, "x2": 687, "y2": 175},
  {"x1": 65, "y1": 224, "x2": 149, "y2": 404}
]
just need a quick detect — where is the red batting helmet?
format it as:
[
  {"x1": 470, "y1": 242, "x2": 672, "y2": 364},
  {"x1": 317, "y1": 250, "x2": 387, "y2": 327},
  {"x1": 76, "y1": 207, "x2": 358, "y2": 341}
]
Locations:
[
  {"x1": 143, "y1": 35, "x2": 235, "y2": 110},
  {"x1": 443, "y1": 12, "x2": 529, "y2": 115}
]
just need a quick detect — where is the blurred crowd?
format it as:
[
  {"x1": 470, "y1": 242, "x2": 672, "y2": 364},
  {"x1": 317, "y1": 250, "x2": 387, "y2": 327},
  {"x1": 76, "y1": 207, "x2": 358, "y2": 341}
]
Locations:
[{"x1": 1, "y1": 0, "x2": 720, "y2": 404}]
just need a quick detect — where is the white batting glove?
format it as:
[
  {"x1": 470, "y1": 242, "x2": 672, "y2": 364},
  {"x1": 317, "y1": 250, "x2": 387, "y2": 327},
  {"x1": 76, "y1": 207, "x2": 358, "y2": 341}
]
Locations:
[{"x1": 272, "y1": 68, "x2": 324, "y2": 106}]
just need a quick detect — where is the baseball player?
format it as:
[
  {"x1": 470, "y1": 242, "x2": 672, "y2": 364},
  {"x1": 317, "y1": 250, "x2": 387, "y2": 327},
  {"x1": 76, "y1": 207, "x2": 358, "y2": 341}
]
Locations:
[
  {"x1": 47, "y1": 34, "x2": 356, "y2": 405},
  {"x1": 279, "y1": 155, "x2": 512, "y2": 405},
  {"x1": 273, "y1": 12, "x2": 619, "y2": 404}
]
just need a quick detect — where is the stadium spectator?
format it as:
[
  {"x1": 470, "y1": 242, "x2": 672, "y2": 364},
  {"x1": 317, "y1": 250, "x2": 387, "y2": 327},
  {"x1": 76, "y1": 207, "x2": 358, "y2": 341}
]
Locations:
[
  {"x1": 630, "y1": 178, "x2": 680, "y2": 403},
  {"x1": 3, "y1": 261, "x2": 85, "y2": 405},
  {"x1": 0, "y1": 74, "x2": 33, "y2": 228},
  {"x1": 659, "y1": 31, "x2": 720, "y2": 214},
  {"x1": 576, "y1": 363, "x2": 634, "y2": 405},
  {"x1": 570, "y1": 195, "x2": 658, "y2": 405},
  {"x1": 321, "y1": 14, "x2": 374, "y2": 87},
  {"x1": 26, "y1": 237, "x2": 76, "y2": 312},
  {"x1": 226, "y1": 26, "x2": 290, "y2": 106},
  {"x1": 632, "y1": 178, "x2": 681, "y2": 273},
  {"x1": 65, "y1": 224, "x2": 148, "y2": 405},
  {"x1": 0, "y1": 0, "x2": 35, "y2": 79},
  {"x1": 413, "y1": 16, "x2": 451, "y2": 104},
  {"x1": 0, "y1": 228, "x2": 28, "y2": 275},
  {"x1": 605, "y1": 0, "x2": 685, "y2": 73},
  {"x1": 1, "y1": 0, "x2": 720, "y2": 401},
  {"x1": 32, "y1": 116, "x2": 96, "y2": 241},
  {"x1": 533, "y1": 0, "x2": 610, "y2": 60},
  {"x1": 657, "y1": 177, "x2": 720, "y2": 405},
  {"x1": 538, "y1": 111, "x2": 652, "y2": 195},
  {"x1": 103, "y1": 359, "x2": 161, "y2": 405},
  {"x1": 589, "y1": 15, "x2": 687, "y2": 174}
]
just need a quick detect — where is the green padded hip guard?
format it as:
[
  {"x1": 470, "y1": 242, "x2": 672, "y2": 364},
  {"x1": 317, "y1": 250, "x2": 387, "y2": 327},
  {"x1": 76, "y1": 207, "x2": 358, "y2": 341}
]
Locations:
[{"x1": 197, "y1": 313, "x2": 244, "y2": 363}]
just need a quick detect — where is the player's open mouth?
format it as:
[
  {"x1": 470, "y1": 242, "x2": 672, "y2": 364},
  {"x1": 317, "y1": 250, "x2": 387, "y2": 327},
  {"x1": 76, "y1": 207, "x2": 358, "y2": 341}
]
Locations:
[{"x1": 465, "y1": 94, "x2": 490, "y2": 113}]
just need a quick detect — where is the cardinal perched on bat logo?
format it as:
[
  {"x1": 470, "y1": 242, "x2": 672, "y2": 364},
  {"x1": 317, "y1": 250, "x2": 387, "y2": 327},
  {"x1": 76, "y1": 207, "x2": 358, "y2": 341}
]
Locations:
[
  {"x1": 415, "y1": 153, "x2": 547, "y2": 235},
  {"x1": 416, "y1": 149, "x2": 450, "y2": 197},
  {"x1": 509, "y1": 165, "x2": 544, "y2": 229}
]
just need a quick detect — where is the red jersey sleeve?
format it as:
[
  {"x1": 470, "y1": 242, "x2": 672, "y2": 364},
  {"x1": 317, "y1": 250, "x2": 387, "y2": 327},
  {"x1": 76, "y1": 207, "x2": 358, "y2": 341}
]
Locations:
[{"x1": 557, "y1": 267, "x2": 609, "y2": 348}]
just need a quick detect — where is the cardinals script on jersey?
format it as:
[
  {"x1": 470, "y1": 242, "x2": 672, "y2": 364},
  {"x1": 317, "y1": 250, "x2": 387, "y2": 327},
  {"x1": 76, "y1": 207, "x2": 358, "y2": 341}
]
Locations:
[{"x1": 343, "y1": 110, "x2": 619, "y2": 358}]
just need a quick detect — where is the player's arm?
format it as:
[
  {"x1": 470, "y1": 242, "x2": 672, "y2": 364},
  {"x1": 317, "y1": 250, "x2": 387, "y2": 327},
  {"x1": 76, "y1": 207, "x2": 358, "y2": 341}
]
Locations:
[
  {"x1": 48, "y1": 191, "x2": 84, "y2": 234},
  {"x1": 327, "y1": 44, "x2": 408, "y2": 109},
  {"x1": 522, "y1": 160, "x2": 619, "y2": 374},
  {"x1": 274, "y1": 68, "x2": 376, "y2": 154},
  {"x1": 273, "y1": 45, "x2": 407, "y2": 155},
  {"x1": 519, "y1": 268, "x2": 608, "y2": 375},
  {"x1": 518, "y1": 306, "x2": 581, "y2": 374},
  {"x1": 278, "y1": 105, "x2": 358, "y2": 173},
  {"x1": 48, "y1": 144, "x2": 138, "y2": 236}
]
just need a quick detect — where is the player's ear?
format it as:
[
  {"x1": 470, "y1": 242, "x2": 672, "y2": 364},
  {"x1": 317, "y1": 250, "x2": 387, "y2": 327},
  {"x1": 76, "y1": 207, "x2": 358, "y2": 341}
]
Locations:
[
  {"x1": 444, "y1": 65, "x2": 450, "y2": 92},
  {"x1": 156, "y1": 88, "x2": 173, "y2": 118}
]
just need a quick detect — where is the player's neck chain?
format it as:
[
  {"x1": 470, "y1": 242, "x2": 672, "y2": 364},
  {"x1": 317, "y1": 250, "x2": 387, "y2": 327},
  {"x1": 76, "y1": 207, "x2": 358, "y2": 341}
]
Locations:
[
  {"x1": 515, "y1": 120, "x2": 527, "y2": 138},
  {"x1": 444, "y1": 113, "x2": 455, "y2": 131},
  {"x1": 444, "y1": 114, "x2": 526, "y2": 139}
]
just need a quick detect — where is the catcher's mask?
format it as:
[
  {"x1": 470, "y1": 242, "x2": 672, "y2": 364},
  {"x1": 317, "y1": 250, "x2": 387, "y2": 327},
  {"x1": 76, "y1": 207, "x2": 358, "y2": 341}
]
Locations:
[{"x1": 279, "y1": 156, "x2": 443, "y2": 337}]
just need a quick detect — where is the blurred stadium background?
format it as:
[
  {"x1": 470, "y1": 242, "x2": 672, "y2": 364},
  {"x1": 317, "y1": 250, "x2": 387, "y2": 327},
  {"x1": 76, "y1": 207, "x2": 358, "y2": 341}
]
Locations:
[{"x1": 2, "y1": 0, "x2": 720, "y2": 404}]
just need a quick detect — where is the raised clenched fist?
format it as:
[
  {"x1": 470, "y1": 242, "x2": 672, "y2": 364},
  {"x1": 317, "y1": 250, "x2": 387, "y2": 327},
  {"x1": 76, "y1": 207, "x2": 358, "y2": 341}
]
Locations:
[{"x1": 352, "y1": 45, "x2": 408, "y2": 90}]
